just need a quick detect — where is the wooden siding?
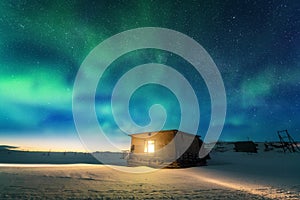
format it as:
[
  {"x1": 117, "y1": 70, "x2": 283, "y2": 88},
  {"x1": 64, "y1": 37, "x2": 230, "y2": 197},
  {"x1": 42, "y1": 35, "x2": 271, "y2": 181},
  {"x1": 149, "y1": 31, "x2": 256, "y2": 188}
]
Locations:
[{"x1": 130, "y1": 130, "x2": 177, "y2": 160}]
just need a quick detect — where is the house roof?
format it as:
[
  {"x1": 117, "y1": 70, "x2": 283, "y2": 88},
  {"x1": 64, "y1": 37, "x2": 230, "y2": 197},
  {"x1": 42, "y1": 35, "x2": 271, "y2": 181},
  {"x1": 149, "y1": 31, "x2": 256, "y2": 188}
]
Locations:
[
  {"x1": 128, "y1": 129, "x2": 177, "y2": 138},
  {"x1": 129, "y1": 130, "x2": 199, "y2": 138}
]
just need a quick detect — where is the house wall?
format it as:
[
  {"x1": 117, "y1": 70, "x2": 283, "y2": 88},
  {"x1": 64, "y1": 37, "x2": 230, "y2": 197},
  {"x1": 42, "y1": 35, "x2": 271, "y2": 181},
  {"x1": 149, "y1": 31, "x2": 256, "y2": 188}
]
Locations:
[
  {"x1": 174, "y1": 131, "x2": 200, "y2": 157},
  {"x1": 130, "y1": 130, "x2": 177, "y2": 160}
]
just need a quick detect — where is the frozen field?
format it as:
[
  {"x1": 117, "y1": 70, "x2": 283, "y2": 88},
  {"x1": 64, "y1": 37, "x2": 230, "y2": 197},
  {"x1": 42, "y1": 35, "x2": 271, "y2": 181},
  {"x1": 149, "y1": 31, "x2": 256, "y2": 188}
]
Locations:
[
  {"x1": 0, "y1": 144, "x2": 299, "y2": 199},
  {"x1": 0, "y1": 165, "x2": 284, "y2": 200}
]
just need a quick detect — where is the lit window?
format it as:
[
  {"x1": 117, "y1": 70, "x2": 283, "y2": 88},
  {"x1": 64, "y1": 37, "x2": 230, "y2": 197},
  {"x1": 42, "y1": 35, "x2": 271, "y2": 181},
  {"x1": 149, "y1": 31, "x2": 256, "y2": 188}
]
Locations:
[{"x1": 144, "y1": 140, "x2": 155, "y2": 153}]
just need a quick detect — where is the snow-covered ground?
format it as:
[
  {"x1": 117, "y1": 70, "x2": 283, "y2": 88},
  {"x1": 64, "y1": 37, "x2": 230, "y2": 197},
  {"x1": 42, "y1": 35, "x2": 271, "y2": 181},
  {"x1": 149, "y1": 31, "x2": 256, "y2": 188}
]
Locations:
[{"x1": 0, "y1": 143, "x2": 299, "y2": 199}]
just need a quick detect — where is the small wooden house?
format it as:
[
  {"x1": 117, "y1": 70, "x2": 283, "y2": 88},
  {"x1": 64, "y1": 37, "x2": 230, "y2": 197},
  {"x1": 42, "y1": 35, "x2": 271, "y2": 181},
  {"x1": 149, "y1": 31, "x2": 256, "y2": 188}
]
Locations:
[
  {"x1": 234, "y1": 141, "x2": 258, "y2": 153},
  {"x1": 127, "y1": 130, "x2": 208, "y2": 168}
]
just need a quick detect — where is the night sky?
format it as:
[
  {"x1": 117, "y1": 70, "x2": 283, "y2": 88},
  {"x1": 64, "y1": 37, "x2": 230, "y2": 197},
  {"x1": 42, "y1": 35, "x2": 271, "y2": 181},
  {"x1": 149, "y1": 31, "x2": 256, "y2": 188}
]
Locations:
[{"x1": 0, "y1": 0, "x2": 299, "y2": 151}]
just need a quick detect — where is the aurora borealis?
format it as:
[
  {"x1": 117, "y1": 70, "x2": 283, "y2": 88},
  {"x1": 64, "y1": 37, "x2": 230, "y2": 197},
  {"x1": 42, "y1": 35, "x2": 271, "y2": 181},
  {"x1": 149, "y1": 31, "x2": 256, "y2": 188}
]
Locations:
[{"x1": 0, "y1": 1, "x2": 299, "y2": 151}]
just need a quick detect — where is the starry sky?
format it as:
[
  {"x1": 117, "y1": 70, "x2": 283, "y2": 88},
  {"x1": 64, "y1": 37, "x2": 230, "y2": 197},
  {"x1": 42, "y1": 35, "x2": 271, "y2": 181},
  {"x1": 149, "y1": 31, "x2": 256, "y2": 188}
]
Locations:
[{"x1": 0, "y1": 0, "x2": 299, "y2": 151}]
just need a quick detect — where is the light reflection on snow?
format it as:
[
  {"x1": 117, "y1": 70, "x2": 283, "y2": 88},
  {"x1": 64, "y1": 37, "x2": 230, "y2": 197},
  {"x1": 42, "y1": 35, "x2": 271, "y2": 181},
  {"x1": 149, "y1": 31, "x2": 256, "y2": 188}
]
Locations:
[
  {"x1": 200, "y1": 177, "x2": 298, "y2": 200},
  {"x1": 0, "y1": 164, "x2": 98, "y2": 168},
  {"x1": 0, "y1": 164, "x2": 158, "y2": 173}
]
